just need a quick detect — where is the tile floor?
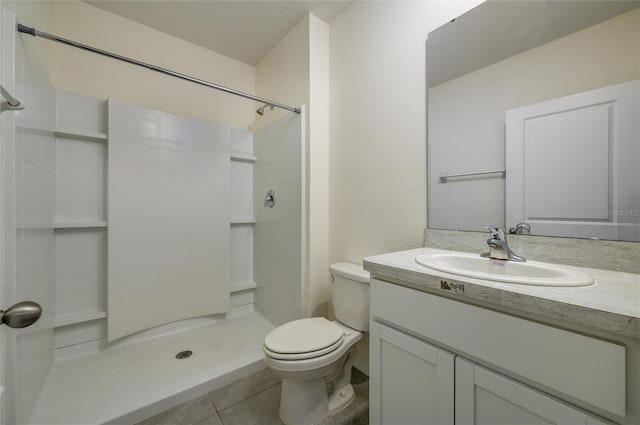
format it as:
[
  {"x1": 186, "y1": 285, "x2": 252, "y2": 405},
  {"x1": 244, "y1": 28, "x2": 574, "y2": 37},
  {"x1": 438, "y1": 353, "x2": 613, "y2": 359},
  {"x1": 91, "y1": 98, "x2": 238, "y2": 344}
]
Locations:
[{"x1": 134, "y1": 367, "x2": 369, "y2": 425}]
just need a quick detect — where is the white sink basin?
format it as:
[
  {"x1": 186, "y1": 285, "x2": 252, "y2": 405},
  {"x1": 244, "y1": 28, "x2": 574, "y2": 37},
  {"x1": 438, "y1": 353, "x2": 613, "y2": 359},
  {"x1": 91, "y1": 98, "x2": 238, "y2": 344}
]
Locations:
[{"x1": 415, "y1": 251, "x2": 594, "y2": 287}]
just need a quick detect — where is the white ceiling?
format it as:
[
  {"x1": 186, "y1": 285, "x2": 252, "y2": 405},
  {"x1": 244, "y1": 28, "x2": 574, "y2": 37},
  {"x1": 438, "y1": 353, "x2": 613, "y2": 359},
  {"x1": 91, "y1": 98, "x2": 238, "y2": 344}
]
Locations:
[{"x1": 85, "y1": 0, "x2": 354, "y2": 66}]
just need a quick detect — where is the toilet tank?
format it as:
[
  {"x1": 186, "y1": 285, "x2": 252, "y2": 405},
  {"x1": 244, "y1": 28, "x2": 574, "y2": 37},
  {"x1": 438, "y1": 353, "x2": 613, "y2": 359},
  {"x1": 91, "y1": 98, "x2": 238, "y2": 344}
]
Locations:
[{"x1": 330, "y1": 262, "x2": 370, "y2": 332}]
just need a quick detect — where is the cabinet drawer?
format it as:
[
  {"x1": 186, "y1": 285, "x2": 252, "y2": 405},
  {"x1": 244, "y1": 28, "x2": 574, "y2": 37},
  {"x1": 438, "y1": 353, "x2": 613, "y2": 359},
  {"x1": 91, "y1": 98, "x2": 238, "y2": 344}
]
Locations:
[{"x1": 371, "y1": 279, "x2": 626, "y2": 417}]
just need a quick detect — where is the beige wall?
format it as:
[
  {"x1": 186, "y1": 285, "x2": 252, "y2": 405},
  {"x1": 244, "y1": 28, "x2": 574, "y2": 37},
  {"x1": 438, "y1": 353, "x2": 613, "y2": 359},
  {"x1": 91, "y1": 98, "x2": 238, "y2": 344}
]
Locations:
[
  {"x1": 256, "y1": 14, "x2": 331, "y2": 318},
  {"x1": 307, "y1": 15, "x2": 331, "y2": 318},
  {"x1": 428, "y1": 8, "x2": 640, "y2": 232},
  {"x1": 5, "y1": 1, "x2": 52, "y2": 73},
  {"x1": 329, "y1": 0, "x2": 483, "y2": 374},
  {"x1": 255, "y1": 15, "x2": 310, "y2": 127},
  {"x1": 48, "y1": 1, "x2": 255, "y2": 129},
  {"x1": 329, "y1": 0, "x2": 483, "y2": 265}
]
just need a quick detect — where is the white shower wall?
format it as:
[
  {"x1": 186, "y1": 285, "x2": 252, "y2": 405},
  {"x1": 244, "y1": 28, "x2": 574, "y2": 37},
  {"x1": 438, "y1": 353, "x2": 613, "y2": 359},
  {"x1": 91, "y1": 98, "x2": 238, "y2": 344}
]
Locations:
[
  {"x1": 52, "y1": 90, "x2": 261, "y2": 349},
  {"x1": 107, "y1": 99, "x2": 232, "y2": 341},
  {"x1": 253, "y1": 112, "x2": 305, "y2": 325}
]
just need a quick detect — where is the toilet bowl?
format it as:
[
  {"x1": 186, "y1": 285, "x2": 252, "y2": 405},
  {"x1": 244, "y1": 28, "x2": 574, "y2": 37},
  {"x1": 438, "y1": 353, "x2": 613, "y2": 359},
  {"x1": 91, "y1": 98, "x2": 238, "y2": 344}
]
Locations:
[{"x1": 263, "y1": 262, "x2": 370, "y2": 425}]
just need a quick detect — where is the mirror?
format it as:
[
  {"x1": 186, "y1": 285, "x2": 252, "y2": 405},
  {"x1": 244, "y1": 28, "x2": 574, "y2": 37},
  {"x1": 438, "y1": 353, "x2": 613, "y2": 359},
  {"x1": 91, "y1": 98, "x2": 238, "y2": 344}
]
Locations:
[{"x1": 427, "y1": 0, "x2": 640, "y2": 241}]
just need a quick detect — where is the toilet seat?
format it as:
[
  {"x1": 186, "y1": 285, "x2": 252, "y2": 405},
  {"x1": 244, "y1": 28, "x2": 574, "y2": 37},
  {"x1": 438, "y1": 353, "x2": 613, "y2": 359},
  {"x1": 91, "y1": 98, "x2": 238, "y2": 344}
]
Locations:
[
  {"x1": 264, "y1": 317, "x2": 345, "y2": 360},
  {"x1": 264, "y1": 338, "x2": 344, "y2": 360}
]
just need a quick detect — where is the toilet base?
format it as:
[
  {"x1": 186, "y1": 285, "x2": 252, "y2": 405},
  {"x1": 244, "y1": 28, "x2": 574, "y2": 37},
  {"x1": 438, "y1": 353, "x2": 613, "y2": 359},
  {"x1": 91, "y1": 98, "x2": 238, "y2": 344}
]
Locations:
[
  {"x1": 279, "y1": 379, "x2": 357, "y2": 425},
  {"x1": 328, "y1": 383, "x2": 355, "y2": 414},
  {"x1": 279, "y1": 376, "x2": 328, "y2": 425}
]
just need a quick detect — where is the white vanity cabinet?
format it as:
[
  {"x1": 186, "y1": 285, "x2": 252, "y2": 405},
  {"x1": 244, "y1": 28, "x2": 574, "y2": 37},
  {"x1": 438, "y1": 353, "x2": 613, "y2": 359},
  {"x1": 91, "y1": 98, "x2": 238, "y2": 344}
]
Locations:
[{"x1": 369, "y1": 278, "x2": 625, "y2": 425}]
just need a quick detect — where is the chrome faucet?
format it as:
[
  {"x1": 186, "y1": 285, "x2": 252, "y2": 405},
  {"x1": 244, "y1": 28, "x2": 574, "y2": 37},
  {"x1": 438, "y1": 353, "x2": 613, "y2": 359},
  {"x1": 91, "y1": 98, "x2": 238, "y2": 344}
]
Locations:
[{"x1": 480, "y1": 226, "x2": 525, "y2": 262}]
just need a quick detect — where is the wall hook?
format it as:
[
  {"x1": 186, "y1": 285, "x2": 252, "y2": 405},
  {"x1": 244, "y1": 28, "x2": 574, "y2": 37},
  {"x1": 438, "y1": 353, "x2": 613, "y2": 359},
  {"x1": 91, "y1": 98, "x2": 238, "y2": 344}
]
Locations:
[{"x1": 0, "y1": 84, "x2": 25, "y2": 112}]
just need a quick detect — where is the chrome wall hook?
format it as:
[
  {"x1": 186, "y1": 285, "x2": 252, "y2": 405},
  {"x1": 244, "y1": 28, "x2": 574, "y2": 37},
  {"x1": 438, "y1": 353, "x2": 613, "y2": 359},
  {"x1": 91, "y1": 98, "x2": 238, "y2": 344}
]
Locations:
[{"x1": 0, "y1": 84, "x2": 25, "y2": 112}]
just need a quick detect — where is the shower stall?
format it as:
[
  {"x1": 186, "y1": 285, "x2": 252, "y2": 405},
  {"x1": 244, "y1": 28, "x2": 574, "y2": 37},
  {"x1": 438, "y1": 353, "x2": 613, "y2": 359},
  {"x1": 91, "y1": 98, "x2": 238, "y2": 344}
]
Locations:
[{"x1": 1, "y1": 11, "x2": 305, "y2": 425}]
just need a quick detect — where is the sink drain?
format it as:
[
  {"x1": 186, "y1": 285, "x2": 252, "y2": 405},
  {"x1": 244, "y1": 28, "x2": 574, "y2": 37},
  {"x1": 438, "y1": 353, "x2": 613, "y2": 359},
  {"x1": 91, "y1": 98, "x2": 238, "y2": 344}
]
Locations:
[{"x1": 175, "y1": 350, "x2": 193, "y2": 360}]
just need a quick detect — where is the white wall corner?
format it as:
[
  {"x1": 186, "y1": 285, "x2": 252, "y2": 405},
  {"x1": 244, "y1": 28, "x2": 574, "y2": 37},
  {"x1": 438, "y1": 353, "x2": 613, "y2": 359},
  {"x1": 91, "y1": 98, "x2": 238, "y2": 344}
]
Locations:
[{"x1": 307, "y1": 13, "x2": 331, "y2": 317}]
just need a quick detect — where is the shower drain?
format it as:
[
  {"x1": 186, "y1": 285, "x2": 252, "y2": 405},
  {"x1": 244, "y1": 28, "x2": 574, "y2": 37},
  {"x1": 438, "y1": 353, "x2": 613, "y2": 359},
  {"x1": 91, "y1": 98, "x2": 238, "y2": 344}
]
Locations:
[{"x1": 175, "y1": 350, "x2": 193, "y2": 360}]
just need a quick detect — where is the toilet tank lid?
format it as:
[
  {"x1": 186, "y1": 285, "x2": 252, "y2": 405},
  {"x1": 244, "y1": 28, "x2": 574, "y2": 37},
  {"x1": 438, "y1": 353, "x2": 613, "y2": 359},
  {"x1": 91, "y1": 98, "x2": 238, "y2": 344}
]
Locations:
[{"x1": 329, "y1": 262, "x2": 370, "y2": 283}]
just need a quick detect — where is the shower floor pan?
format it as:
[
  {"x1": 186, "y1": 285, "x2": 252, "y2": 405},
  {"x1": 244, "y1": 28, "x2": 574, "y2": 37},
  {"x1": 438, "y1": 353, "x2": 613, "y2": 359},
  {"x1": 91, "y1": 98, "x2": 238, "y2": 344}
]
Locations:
[{"x1": 29, "y1": 310, "x2": 276, "y2": 425}]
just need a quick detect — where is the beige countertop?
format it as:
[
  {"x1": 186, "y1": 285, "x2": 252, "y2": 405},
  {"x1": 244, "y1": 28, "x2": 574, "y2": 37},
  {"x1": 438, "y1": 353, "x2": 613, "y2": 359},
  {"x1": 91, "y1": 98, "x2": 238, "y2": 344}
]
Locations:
[{"x1": 364, "y1": 247, "x2": 640, "y2": 340}]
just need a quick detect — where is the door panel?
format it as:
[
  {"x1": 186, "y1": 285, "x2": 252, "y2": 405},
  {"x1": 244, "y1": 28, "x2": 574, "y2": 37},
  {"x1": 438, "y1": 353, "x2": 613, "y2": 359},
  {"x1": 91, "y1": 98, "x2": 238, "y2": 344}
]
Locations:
[
  {"x1": 2, "y1": 8, "x2": 56, "y2": 424},
  {"x1": 506, "y1": 80, "x2": 639, "y2": 241},
  {"x1": 370, "y1": 321, "x2": 454, "y2": 425}
]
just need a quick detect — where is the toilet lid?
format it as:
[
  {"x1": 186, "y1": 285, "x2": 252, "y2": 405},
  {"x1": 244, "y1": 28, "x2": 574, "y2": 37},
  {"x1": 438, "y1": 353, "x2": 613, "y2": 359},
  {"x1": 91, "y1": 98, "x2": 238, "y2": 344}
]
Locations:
[
  {"x1": 264, "y1": 317, "x2": 344, "y2": 355},
  {"x1": 264, "y1": 337, "x2": 345, "y2": 361}
]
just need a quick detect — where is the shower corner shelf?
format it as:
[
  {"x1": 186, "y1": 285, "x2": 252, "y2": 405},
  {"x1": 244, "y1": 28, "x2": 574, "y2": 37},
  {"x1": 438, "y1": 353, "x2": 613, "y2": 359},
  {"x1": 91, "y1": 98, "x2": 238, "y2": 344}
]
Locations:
[
  {"x1": 230, "y1": 281, "x2": 257, "y2": 293},
  {"x1": 54, "y1": 221, "x2": 108, "y2": 229},
  {"x1": 230, "y1": 152, "x2": 257, "y2": 163},
  {"x1": 230, "y1": 218, "x2": 257, "y2": 225},
  {"x1": 53, "y1": 309, "x2": 107, "y2": 328},
  {"x1": 54, "y1": 126, "x2": 108, "y2": 141}
]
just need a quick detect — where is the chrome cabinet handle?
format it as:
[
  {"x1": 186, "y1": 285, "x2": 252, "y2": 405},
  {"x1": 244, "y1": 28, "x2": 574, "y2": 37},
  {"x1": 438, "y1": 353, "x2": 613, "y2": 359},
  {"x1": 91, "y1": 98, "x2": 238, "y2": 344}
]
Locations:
[{"x1": 1, "y1": 301, "x2": 42, "y2": 329}]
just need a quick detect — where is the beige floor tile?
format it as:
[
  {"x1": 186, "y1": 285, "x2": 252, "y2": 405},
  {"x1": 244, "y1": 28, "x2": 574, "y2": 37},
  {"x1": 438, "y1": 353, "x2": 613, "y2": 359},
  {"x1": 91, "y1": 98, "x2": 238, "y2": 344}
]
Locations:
[
  {"x1": 217, "y1": 384, "x2": 282, "y2": 425},
  {"x1": 138, "y1": 368, "x2": 368, "y2": 425},
  {"x1": 210, "y1": 367, "x2": 281, "y2": 411},
  {"x1": 193, "y1": 412, "x2": 224, "y2": 425},
  {"x1": 134, "y1": 394, "x2": 216, "y2": 425}
]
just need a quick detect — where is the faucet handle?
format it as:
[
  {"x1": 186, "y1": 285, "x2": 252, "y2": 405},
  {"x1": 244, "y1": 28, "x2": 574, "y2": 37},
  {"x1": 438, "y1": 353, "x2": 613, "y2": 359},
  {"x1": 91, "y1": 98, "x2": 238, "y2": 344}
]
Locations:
[
  {"x1": 508, "y1": 223, "x2": 531, "y2": 235},
  {"x1": 486, "y1": 225, "x2": 505, "y2": 240}
]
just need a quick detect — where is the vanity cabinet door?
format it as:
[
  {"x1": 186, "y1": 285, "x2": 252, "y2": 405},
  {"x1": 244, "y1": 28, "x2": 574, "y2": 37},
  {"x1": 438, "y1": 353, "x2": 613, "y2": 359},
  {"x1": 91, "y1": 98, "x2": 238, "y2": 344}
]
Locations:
[
  {"x1": 455, "y1": 357, "x2": 604, "y2": 425},
  {"x1": 370, "y1": 321, "x2": 455, "y2": 425}
]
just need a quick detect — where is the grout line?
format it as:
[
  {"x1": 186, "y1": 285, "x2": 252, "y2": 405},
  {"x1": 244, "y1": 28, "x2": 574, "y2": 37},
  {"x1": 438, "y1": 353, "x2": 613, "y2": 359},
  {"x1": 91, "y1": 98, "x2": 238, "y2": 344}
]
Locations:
[
  {"x1": 207, "y1": 392, "x2": 219, "y2": 413},
  {"x1": 208, "y1": 392, "x2": 217, "y2": 418},
  {"x1": 208, "y1": 411, "x2": 224, "y2": 425}
]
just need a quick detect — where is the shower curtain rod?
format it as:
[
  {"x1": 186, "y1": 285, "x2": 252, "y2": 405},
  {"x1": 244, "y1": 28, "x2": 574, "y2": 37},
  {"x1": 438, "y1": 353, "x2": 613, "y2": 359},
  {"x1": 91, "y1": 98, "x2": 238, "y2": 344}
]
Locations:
[{"x1": 17, "y1": 24, "x2": 301, "y2": 115}]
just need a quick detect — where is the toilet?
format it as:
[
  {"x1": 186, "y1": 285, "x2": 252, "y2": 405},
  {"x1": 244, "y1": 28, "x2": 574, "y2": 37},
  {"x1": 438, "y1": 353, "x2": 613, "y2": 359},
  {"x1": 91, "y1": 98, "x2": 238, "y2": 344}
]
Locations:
[{"x1": 263, "y1": 262, "x2": 370, "y2": 425}]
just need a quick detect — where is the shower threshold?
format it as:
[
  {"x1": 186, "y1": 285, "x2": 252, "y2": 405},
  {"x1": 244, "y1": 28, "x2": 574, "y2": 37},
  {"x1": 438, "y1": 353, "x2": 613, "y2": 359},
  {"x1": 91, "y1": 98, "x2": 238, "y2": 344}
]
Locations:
[{"x1": 29, "y1": 310, "x2": 276, "y2": 425}]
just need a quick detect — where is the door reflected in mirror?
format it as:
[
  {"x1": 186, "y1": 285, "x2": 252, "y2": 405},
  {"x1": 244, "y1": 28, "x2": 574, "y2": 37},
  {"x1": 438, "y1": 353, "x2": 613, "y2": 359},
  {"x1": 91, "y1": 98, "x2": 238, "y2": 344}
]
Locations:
[{"x1": 426, "y1": 0, "x2": 640, "y2": 241}]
